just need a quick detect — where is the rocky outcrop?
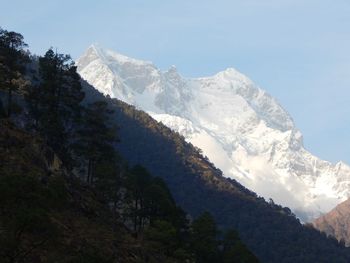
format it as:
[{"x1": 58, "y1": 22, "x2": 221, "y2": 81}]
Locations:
[{"x1": 313, "y1": 198, "x2": 350, "y2": 246}]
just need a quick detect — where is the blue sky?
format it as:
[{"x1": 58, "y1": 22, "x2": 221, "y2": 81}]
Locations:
[{"x1": 2, "y1": 0, "x2": 350, "y2": 163}]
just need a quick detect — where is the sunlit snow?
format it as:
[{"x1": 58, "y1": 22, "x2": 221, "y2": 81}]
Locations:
[{"x1": 77, "y1": 45, "x2": 350, "y2": 222}]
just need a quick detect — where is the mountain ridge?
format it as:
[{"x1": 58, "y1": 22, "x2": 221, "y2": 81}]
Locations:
[
  {"x1": 2, "y1": 26, "x2": 350, "y2": 262},
  {"x1": 77, "y1": 45, "x2": 350, "y2": 221},
  {"x1": 80, "y1": 79, "x2": 350, "y2": 262}
]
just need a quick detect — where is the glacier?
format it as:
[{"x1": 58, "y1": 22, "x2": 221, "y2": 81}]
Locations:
[{"x1": 77, "y1": 45, "x2": 350, "y2": 222}]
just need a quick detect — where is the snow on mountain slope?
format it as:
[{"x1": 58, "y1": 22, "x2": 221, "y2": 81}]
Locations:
[{"x1": 77, "y1": 45, "x2": 350, "y2": 221}]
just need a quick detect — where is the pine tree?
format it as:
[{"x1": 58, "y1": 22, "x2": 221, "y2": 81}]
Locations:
[
  {"x1": 191, "y1": 212, "x2": 220, "y2": 263},
  {"x1": 29, "y1": 48, "x2": 84, "y2": 161},
  {"x1": 125, "y1": 165, "x2": 152, "y2": 232},
  {"x1": 222, "y1": 229, "x2": 259, "y2": 263},
  {"x1": 0, "y1": 28, "x2": 29, "y2": 117},
  {"x1": 74, "y1": 100, "x2": 118, "y2": 185},
  {"x1": 37, "y1": 48, "x2": 69, "y2": 150}
]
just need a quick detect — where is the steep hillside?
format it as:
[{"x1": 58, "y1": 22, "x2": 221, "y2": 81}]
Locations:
[
  {"x1": 0, "y1": 120, "x2": 144, "y2": 263},
  {"x1": 77, "y1": 45, "x2": 350, "y2": 221},
  {"x1": 82, "y1": 80, "x2": 350, "y2": 263},
  {"x1": 0, "y1": 28, "x2": 258, "y2": 263},
  {"x1": 313, "y1": 198, "x2": 350, "y2": 246},
  {"x1": 2, "y1": 27, "x2": 350, "y2": 262}
]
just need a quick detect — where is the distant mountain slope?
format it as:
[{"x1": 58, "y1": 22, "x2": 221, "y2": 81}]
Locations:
[
  {"x1": 77, "y1": 45, "x2": 350, "y2": 221},
  {"x1": 81, "y1": 80, "x2": 350, "y2": 263},
  {"x1": 313, "y1": 198, "x2": 350, "y2": 246}
]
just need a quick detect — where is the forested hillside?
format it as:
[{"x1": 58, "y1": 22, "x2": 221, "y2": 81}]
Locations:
[
  {"x1": 0, "y1": 27, "x2": 257, "y2": 263},
  {"x1": 83, "y1": 82, "x2": 350, "y2": 262},
  {"x1": 1, "y1": 26, "x2": 350, "y2": 262},
  {"x1": 0, "y1": 120, "x2": 142, "y2": 262}
]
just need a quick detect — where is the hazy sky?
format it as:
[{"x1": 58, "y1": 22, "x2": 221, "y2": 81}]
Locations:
[{"x1": 2, "y1": 0, "x2": 350, "y2": 164}]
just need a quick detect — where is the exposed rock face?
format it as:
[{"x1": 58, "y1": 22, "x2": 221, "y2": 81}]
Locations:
[{"x1": 313, "y1": 198, "x2": 350, "y2": 246}]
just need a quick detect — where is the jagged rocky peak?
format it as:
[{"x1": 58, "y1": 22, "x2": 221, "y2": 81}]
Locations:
[
  {"x1": 78, "y1": 46, "x2": 163, "y2": 100},
  {"x1": 163, "y1": 65, "x2": 185, "y2": 87},
  {"x1": 166, "y1": 65, "x2": 178, "y2": 73},
  {"x1": 77, "y1": 45, "x2": 350, "y2": 222},
  {"x1": 87, "y1": 44, "x2": 153, "y2": 66},
  {"x1": 75, "y1": 45, "x2": 100, "y2": 69},
  {"x1": 214, "y1": 67, "x2": 253, "y2": 84}
]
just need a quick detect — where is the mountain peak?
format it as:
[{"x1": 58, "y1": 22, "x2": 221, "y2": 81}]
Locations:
[
  {"x1": 77, "y1": 46, "x2": 350, "y2": 221},
  {"x1": 88, "y1": 43, "x2": 100, "y2": 51},
  {"x1": 167, "y1": 65, "x2": 177, "y2": 73},
  {"x1": 80, "y1": 44, "x2": 154, "y2": 67},
  {"x1": 217, "y1": 67, "x2": 242, "y2": 76},
  {"x1": 212, "y1": 67, "x2": 254, "y2": 85},
  {"x1": 223, "y1": 67, "x2": 240, "y2": 74},
  {"x1": 84, "y1": 43, "x2": 107, "y2": 57},
  {"x1": 164, "y1": 65, "x2": 182, "y2": 79}
]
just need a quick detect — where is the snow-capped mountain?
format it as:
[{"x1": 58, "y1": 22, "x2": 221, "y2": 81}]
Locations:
[{"x1": 77, "y1": 45, "x2": 350, "y2": 221}]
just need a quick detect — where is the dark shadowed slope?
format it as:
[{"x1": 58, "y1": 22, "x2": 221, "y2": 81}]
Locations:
[
  {"x1": 82, "y1": 80, "x2": 350, "y2": 263},
  {"x1": 0, "y1": 120, "x2": 148, "y2": 263}
]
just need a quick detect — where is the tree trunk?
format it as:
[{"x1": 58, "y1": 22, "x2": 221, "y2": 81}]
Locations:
[
  {"x1": 87, "y1": 159, "x2": 91, "y2": 184},
  {"x1": 0, "y1": 97, "x2": 5, "y2": 118},
  {"x1": 33, "y1": 95, "x2": 39, "y2": 127},
  {"x1": 7, "y1": 87, "x2": 12, "y2": 117},
  {"x1": 134, "y1": 199, "x2": 138, "y2": 233},
  {"x1": 139, "y1": 198, "x2": 144, "y2": 232},
  {"x1": 112, "y1": 200, "x2": 117, "y2": 233},
  {"x1": 89, "y1": 159, "x2": 94, "y2": 185}
]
